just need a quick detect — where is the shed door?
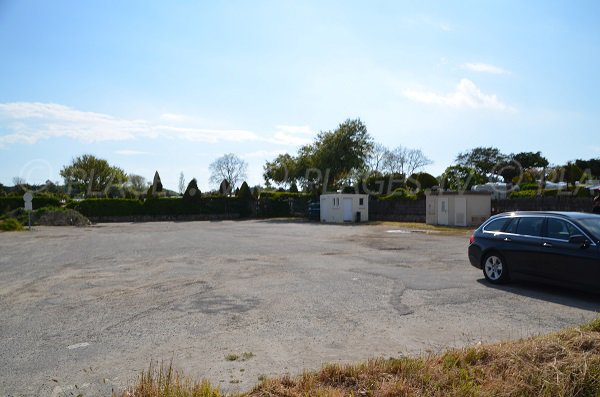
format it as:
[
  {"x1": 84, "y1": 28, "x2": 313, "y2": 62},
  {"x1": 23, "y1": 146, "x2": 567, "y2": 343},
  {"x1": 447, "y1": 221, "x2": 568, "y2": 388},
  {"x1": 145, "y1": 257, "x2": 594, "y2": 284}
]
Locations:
[
  {"x1": 437, "y1": 197, "x2": 449, "y2": 225},
  {"x1": 343, "y1": 198, "x2": 353, "y2": 222},
  {"x1": 454, "y1": 197, "x2": 467, "y2": 226}
]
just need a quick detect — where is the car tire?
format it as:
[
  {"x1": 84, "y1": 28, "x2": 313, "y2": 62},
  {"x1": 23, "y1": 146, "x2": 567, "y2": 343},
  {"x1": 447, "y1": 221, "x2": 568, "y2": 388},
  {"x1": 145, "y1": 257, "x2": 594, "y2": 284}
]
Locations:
[{"x1": 482, "y1": 252, "x2": 510, "y2": 284}]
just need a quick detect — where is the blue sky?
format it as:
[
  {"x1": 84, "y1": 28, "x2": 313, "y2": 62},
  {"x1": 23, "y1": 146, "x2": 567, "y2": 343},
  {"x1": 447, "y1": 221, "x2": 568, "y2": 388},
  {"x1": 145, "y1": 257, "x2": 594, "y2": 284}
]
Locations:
[{"x1": 1, "y1": 0, "x2": 599, "y2": 191}]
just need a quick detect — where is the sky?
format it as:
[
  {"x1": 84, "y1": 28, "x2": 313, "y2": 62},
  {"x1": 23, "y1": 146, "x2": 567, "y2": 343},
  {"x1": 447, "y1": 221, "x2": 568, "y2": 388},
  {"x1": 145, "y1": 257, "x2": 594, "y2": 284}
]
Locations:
[{"x1": 1, "y1": 0, "x2": 599, "y2": 191}]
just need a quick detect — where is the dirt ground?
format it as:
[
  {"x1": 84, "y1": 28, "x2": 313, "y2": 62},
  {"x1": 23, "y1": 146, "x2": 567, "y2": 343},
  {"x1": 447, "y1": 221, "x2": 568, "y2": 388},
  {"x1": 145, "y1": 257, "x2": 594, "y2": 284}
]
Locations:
[{"x1": 1, "y1": 220, "x2": 599, "y2": 396}]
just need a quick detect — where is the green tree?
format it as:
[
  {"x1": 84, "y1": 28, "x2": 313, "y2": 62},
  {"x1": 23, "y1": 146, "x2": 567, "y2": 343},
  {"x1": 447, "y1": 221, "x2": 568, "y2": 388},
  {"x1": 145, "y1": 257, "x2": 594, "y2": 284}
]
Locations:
[
  {"x1": 263, "y1": 118, "x2": 373, "y2": 191},
  {"x1": 407, "y1": 172, "x2": 438, "y2": 190},
  {"x1": 440, "y1": 165, "x2": 486, "y2": 191},
  {"x1": 219, "y1": 179, "x2": 231, "y2": 196},
  {"x1": 455, "y1": 147, "x2": 507, "y2": 181},
  {"x1": 563, "y1": 162, "x2": 583, "y2": 190},
  {"x1": 60, "y1": 154, "x2": 127, "y2": 196},
  {"x1": 263, "y1": 153, "x2": 297, "y2": 186},
  {"x1": 312, "y1": 118, "x2": 373, "y2": 189},
  {"x1": 183, "y1": 178, "x2": 202, "y2": 204},
  {"x1": 575, "y1": 158, "x2": 600, "y2": 178},
  {"x1": 513, "y1": 151, "x2": 549, "y2": 169},
  {"x1": 236, "y1": 181, "x2": 252, "y2": 200}
]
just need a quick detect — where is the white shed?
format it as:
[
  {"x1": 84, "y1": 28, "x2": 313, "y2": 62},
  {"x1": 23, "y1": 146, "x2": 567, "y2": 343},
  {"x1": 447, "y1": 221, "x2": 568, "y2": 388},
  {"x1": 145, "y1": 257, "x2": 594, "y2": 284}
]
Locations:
[
  {"x1": 320, "y1": 194, "x2": 369, "y2": 223},
  {"x1": 425, "y1": 191, "x2": 491, "y2": 227}
]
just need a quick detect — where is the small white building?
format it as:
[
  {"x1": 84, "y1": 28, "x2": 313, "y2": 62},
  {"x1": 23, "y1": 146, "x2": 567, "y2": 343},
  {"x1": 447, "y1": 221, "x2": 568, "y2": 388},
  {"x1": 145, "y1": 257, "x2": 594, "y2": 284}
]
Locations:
[
  {"x1": 426, "y1": 191, "x2": 491, "y2": 227},
  {"x1": 320, "y1": 194, "x2": 369, "y2": 223}
]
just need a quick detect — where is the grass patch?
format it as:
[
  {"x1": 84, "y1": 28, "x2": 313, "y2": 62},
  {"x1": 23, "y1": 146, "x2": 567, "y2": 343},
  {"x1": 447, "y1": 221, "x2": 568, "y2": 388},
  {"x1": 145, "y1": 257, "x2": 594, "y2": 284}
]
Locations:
[
  {"x1": 0, "y1": 218, "x2": 24, "y2": 231},
  {"x1": 373, "y1": 221, "x2": 473, "y2": 236},
  {"x1": 225, "y1": 352, "x2": 255, "y2": 362},
  {"x1": 121, "y1": 319, "x2": 600, "y2": 396}
]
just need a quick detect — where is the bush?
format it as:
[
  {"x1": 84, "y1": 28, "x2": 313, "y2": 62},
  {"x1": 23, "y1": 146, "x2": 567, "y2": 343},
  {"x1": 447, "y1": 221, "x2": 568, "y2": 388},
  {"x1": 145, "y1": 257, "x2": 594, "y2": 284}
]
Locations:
[
  {"x1": 0, "y1": 196, "x2": 61, "y2": 214},
  {"x1": 183, "y1": 179, "x2": 202, "y2": 204},
  {"x1": 518, "y1": 183, "x2": 542, "y2": 191},
  {"x1": 407, "y1": 172, "x2": 438, "y2": 190},
  {"x1": 0, "y1": 218, "x2": 24, "y2": 231},
  {"x1": 378, "y1": 188, "x2": 418, "y2": 201},
  {"x1": 67, "y1": 198, "x2": 144, "y2": 217},
  {"x1": 64, "y1": 197, "x2": 246, "y2": 218},
  {"x1": 35, "y1": 207, "x2": 90, "y2": 226}
]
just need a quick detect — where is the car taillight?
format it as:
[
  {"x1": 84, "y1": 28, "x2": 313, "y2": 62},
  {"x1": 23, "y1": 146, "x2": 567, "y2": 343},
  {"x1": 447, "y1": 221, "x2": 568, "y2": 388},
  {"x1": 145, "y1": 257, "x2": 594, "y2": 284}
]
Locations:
[{"x1": 469, "y1": 235, "x2": 475, "y2": 245}]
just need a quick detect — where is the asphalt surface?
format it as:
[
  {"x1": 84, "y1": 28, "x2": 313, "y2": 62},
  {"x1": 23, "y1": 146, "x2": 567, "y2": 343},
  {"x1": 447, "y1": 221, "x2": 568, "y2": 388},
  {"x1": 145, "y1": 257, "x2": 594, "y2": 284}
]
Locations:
[{"x1": 1, "y1": 220, "x2": 599, "y2": 396}]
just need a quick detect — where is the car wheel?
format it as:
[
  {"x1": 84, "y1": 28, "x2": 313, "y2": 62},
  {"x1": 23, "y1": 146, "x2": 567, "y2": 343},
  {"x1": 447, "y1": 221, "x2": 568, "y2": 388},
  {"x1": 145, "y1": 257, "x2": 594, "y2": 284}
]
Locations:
[{"x1": 482, "y1": 253, "x2": 509, "y2": 284}]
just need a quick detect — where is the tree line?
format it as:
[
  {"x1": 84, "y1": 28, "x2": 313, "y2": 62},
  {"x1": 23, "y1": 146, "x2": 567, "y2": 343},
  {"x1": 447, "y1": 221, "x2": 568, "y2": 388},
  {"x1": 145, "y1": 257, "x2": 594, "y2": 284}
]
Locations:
[{"x1": 3, "y1": 118, "x2": 600, "y2": 198}]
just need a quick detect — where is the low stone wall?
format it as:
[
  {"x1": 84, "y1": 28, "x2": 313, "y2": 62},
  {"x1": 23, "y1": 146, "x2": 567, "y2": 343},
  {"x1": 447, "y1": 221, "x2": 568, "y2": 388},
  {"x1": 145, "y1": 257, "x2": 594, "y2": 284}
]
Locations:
[
  {"x1": 492, "y1": 197, "x2": 594, "y2": 214},
  {"x1": 369, "y1": 199, "x2": 426, "y2": 222},
  {"x1": 88, "y1": 213, "x2": 241, "y2": 223}
]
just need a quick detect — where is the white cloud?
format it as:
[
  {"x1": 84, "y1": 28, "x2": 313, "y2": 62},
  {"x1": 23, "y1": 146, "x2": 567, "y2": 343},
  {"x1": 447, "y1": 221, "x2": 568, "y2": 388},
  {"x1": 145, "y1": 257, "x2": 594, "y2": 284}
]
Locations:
[
  {"x1": 0, "y1": 102, "x2": 262, "y2": 147},
  {"x1": 403, "y1": 79, "x2": 514, "y2": 111},
  {"x1": 267, "y1": 125, "x2": 313, "y2": 146},
  {"x1": 115, "y1": 149, "x2": 152, "y2": 156},
  {"x1": 160, "y1": 113, "x2": 187, "y2": 122},
  {"x1": 462, "y1": 63, "x2": 510, "y2": 75},
  {"x1": 241, "y1": 149, "x2": 289, "y2": 159}
]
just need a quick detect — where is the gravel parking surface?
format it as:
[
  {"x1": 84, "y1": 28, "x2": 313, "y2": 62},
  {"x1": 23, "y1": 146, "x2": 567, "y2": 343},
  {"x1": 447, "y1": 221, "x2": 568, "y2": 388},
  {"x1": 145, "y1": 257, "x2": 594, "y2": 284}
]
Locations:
[{"x1": 1, "y1": 220, "x2": 599, "y2": 396}]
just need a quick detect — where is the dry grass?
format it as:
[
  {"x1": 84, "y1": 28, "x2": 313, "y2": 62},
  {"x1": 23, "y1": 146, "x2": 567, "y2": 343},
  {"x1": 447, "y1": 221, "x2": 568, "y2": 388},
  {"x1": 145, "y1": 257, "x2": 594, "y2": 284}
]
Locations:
[
  {"x1": 121, "y1": 319, "x2": 600, "y2": 397},
  {"x1": 373, "y1": 221, "x2": 473, "y2": 236}
]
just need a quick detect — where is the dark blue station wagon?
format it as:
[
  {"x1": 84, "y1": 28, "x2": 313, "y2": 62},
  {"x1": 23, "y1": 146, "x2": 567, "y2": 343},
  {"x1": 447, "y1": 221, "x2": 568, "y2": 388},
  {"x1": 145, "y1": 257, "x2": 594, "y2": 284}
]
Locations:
[{"x1": 468, "y1": 212, "x2": 600, "y2": 291}]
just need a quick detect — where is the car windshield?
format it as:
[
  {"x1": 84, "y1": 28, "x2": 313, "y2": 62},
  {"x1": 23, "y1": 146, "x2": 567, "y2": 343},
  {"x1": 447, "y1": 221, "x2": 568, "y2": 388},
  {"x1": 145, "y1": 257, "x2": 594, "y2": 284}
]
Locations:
[{"x1": 576, "y1": 217, "x2": 600, "y2": 241}]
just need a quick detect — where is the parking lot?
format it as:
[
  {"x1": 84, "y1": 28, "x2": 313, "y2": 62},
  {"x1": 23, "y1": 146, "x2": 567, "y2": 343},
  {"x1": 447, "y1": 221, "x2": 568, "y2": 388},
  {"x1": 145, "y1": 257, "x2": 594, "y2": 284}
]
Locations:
[{"x1": 1, "y1": 220, "x2": 599, "y2": 396}]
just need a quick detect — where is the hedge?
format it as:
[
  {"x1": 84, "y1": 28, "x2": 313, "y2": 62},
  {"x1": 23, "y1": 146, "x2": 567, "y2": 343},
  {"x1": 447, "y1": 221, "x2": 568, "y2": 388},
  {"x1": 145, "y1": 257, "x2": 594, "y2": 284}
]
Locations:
[
  {"x1": 0, "y1": 196, "x2": 61, "y2": 214},
  {"x1": 257, "y1": 192, "x2": 311, "y2": 217},
  {"x1": 66, "y1": 197, "x2": 250, "y2": 218},
  {"x1": 509, "y1": 188, "x2": 590, "y2": 199}
]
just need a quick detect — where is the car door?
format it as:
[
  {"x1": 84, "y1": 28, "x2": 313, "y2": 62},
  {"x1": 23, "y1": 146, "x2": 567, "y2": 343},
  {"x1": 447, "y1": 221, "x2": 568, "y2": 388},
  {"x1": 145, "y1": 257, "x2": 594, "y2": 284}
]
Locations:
[
  {"x1": 499, "y1": 216, "x2": 544, "y2": 276},
  {"x1": 541, "y1": 217, "x2": 600, "y2": 288}
]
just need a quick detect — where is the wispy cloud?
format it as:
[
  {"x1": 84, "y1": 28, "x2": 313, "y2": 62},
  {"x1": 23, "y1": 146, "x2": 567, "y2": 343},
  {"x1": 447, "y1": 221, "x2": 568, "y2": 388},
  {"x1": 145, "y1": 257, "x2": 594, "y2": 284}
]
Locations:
[
  {"x1": 115, "y1": 149, "x2": 152, "y2": 156},
  {"x1": 462, "y1": 63, "x2": 510, "y2": 75},
  {"x1": 241, "y1": 149, "x2": 289, "y2": 159},
  {"x1": 267, "y1": 125, "x2": 313, "y2": 146},
  {"x1": 0, "y1": 102, "x2": 277, "y2": 148},
  {"x1": 403, "y1": 79, "x2": 514, "y2": 111}
]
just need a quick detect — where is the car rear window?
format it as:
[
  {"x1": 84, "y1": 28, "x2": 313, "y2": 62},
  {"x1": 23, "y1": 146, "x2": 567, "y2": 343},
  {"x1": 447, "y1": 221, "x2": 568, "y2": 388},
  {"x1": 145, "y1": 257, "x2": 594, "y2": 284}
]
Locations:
[
  {"x1": 577, "y1": 218, "x2": 600, "y2": 241},
  {"x1": 515, "y1": 217, "x2": 544, "y2": 237},
  {"x1": 483, "y1": 217, "x2": 511, "y2": 232}
]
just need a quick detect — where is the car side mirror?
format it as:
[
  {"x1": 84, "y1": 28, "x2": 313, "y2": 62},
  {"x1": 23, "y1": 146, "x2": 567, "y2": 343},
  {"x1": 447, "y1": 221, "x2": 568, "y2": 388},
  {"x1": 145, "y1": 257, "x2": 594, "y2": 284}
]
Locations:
[{"x1": 569, "y1": 234, "x2": 589, "y2": 248}]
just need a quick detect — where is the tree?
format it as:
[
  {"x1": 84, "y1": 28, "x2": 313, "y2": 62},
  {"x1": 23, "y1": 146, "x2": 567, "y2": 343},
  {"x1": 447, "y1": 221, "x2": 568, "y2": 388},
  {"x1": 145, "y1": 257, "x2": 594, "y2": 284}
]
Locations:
[
  {"x1": 513, "y1": 151, "x2": 549, "y2": 169},
  {"x1": 219, "y1": 179, "x2": 231, "y2": 195},
  {"x1": 563, "y1": 162, "x2": 583, "y2": 190},
  {"x1": 209, "y1": 153, "x2": 248, "y2": 190},
  {"x1": 310, "y1": 118, "x2": 373, "y2": 189},
  {"x1": 455, "y1": 147, "x2": 507, "y2": 180},
  {"x1": 382, "y1": 146, "x2": 432, "y2": 177},
  {"x1": 236, "y1": 181, "x2": 252, "y2": 200},
  {"x1": 178, "y1": 172, "x2": 186, "y2": 195},
  {"x1": 127, "y1": 174, "x2": 147, "y2": 193},
  {"x1": 183, "y1": 178, "x2": 201, "y2": 204},
  {"x1": 366, "y1": 143, "x2": 388, "y2": 173},
  {"x1": 407, "y1": 172, "x2": 438, "y2": 190},
  {"x1": 575, "y1": 158, "x2": 600, "y2": 178},
  {"x1": 440, "y1": 165, "x2": 486, "y2": 191},
  {"x1": 12, "y1": 176, "x2": 26, "y2": 187},
  {"x1": 263, "y1": 118, "x2": 373, "y2": 191},
  {"x1": 60, "y1": 154, "x2": 127, "y2": 196},
  {"x1": 263, "y1": 153, "x2": 296, "y2": 187}
]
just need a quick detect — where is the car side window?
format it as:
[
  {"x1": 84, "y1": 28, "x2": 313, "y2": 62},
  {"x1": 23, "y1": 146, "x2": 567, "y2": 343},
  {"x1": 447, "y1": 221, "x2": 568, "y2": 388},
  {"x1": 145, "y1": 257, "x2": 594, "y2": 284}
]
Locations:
[
  {"x1": 515, "y1": 217, "x2": 544, "y2": 237},
  {"x1": 503, "y1": 218, "x2": 519, "y2": 234},
  {"x1": 546, "y1": 218, "x2": 578, "y2": 241},
  {"x1": 483, "y1": 217, "x2": 511, "y2": 232}
]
